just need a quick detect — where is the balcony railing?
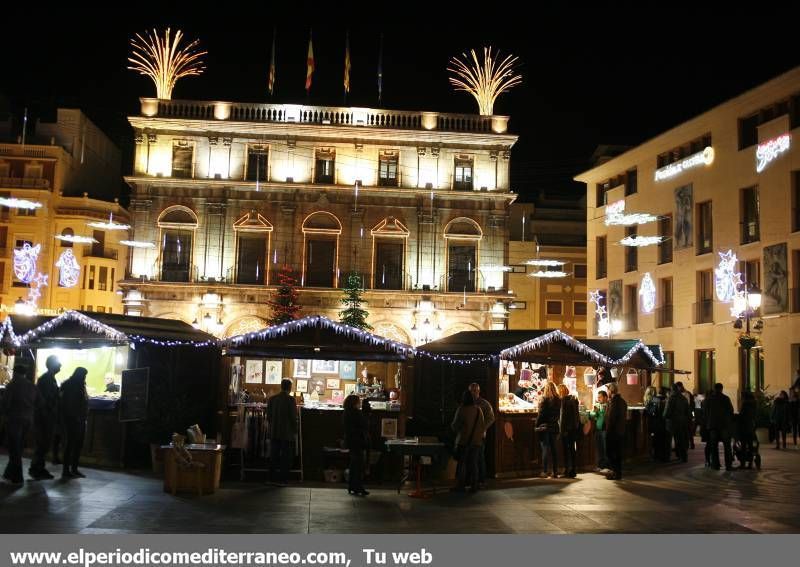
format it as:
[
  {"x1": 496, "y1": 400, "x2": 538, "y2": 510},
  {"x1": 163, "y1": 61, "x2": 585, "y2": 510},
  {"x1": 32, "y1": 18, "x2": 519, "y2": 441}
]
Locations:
[
  {"x1": 656, "y1": 304, "x2": 673, "y2": 328},
  {"x1": 142, "y1": 98, "x2": 509, "y2": 135},
  {"x1": 694, "y1": 300, "x2": 714, "y2": 324},
  {"x1": 0, "y1": 177, "x2": 50, "y2": 189},
  {"x1": 82, "y1": 246, "x2": 118, "y2": 260}
]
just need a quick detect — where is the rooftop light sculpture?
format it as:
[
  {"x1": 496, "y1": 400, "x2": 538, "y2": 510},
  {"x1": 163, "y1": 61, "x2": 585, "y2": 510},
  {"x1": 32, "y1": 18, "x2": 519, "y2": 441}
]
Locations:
[
  {"x1": 448, "y1": 47, "x2": 522, "y2": 116},
  {"x1": 128, "y1": 28, "x2": 207, "y2": 100}
]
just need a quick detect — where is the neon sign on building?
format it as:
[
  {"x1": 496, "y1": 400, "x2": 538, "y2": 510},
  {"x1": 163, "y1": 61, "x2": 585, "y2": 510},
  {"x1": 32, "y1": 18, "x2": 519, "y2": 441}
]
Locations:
[
  {"x1": 755, "y1": 134, "x2": 790, "y2": 173},
  {"x1": 654, "y1": 147, "x2": 715, "y2": 181}
]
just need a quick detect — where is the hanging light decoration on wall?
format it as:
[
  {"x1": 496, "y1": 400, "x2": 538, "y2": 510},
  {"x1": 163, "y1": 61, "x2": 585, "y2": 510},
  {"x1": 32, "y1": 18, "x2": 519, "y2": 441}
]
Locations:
[
  {"x1": 0, "y1": 197, "x2": 42, "y2": 210},
  {"x1": 639, "y1": 273, "x2": 656, "y2": 314},
  {"x1": 55, "y1": 249, "x2": 81, "y2": 288},
  {"x1": 480, "y1": 265, "x2": 512, "y2": 272},
  {"x1": 524, "y1": 259, "x2": 566, "y2": 267},
  {"x1": 87, "y1": 213, "x2": 130, "y2": 231},
  {"x1": 529, "y1": 270, "x2": 569, "y2": 278},
  {"x1": 120, "y1": 240, "x2": 156, "y2": 248},
  {"x1": 55, "y1": 234, "x2": 98, "y2": 244},
  {"x1": 604, "y1": 200, "x2": 658, "y2": 226},
  {"x1": 619, "y1": 235, "x2": 665, "y2": 247}
]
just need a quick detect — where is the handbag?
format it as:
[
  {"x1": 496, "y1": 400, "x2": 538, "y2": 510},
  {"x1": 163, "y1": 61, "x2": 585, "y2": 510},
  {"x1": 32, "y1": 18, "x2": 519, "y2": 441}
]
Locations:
[{"x1": 454, "y1": 409, "x2": 481, "y2": 461}]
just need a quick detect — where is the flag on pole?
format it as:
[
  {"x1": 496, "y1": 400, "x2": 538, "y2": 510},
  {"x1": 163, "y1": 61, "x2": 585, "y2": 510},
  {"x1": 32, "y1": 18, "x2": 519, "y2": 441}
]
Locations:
[
  {"x1": 343, "y1": 31, "x2": 351, "y2": 95},
  {"x1": 377, "y1": 33, "x2": 383, "y2": 105},
  {"x1": 305, "y1": 31, "x2": 315, "y2": 92},
  {"x1": 268, "y1": 27, "x2": 276, "y2": 96}
]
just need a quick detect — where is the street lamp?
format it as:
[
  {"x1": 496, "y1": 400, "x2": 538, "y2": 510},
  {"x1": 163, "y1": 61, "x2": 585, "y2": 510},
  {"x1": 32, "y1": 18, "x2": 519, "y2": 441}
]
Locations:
[{"x1": 736, "y1": 283, "x2": 762, "y2": 393}]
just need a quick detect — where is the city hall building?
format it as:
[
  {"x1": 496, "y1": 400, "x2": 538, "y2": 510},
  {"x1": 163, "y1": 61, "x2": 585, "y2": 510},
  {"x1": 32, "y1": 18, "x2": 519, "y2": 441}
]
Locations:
[
  {"x1": 577, "y1": 66, "x2": 800, "y2": 401},
  {"x1": 120, "y1": 99, "x2": 518, "y2": 344}
]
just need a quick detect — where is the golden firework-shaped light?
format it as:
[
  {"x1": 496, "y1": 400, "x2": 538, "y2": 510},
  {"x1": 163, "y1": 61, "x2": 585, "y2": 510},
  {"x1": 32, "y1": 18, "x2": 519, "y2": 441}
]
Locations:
[
  {"x1": 448, "y1": 47, "x2": 522, "y2": 116},
  {"x1": 128, "y1": 28, "x2": 207, "y2": 100}
]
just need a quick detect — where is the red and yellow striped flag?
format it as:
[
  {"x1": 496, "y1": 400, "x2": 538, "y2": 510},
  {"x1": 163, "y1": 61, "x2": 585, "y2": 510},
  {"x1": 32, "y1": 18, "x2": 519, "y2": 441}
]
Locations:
[{"x1": 305, "y1": 33, "x2": 314, "y2": 92}]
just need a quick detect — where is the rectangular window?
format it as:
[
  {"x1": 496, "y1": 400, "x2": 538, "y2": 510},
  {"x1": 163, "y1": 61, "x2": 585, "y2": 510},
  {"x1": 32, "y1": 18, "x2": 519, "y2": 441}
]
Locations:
[
  {"x1": 625, "y1": 284, "x2": 638, "y2": 331},
  {"x1": 0, "y1": 262, "x2": 5, "y2": 293},
  {"x1": 659, "y1": 351, "x2": 675, "y2": 389},
  {"x1": 574, "y1": 301, "x2": 587, "y2": 316},
  {"x1": 91, "y1": 230, "x2": 105, "y2": 258},
  {"x1": 740, "y1": 186, "x2": 760, "y2": 244},
  {"x1": 624, "y1": 226, "x2": 637, "y2": 272},
  {"x1": 740, "y1": 347, "x2": 764, "y2": 393},
  {"x1": 596, "y1": 236, "x2": 607, "y2": 279},
  {"x1": 574, "y1": 264, "x2": 587, "y2": 279},
  {"x1": 96, "y1": 306, "x2": 106, "y2": 314},
  {"x1": 236, "y1": 233, "x2": 267, "y2": 284},
  {"x1": 596, "y1": 183, "x2": 609, "y2": 207},
  {"x1": 453, "y1": 158, "x2": 474, "y2": 191},
  {"x1": 793, "y1": 171, "x2": 800, "y2": 232},
  {"x1": 98, "y1": 266, "x2": 108, "y2": 291},
  {"x1": 0, "y1": 162, "x2": 9, "y2": 177},
  {"x1": 658, "y1": 214, "x2": 673, "y2": 264},
  {"x1": 314, "y1": 150, "x2": 335, "y2": 184},
  {"x1": 0, "y1": 227, "x2": 7, "y2": 248},
  {"x1": 245, "y1": 146, "x2": 268, "y2": 182},
  {"x1": 378, "y1": 153, "x2": 399, "y2": 187},
  {"x1": 695, "y1": 270, "x2": 713, "y2": 324},
  {"x1": 374, "y1": 241, "x2": 404, "y2": 290},
  {"x1": 161, "y1": 230, "x2": 193, "y2": 282},
  {"x1": 625, "y1": 169, "x2": 637, "y2": 196},
  {"x1": 696, "y1": 350, "x2": 716, "y2": 394},
  {"x1": 88, "y1": 265, "x2": 96, "y2": 290},
  {"x1": 17, "y1": 205, "x2": 36, "y2": 217},
  {"x1": 739, "y1": 259, "x2": 760, "y2": 289},
  {"x1": 86, "y1": 305, "x2": 93, "y2": 312},
  {"x1": 546, "y1": 300, "x2": 563, "y2": 315},
  {"x1": 171, "y1": 142, "x2": 194, "y2": 179},
  {"x1": 448, "y1": 244, "x2": 476, "y2": 292},
  {"x1": 738, "y1": 114, "x2": 759, "y2": 150},
  {"x1": 793, "y1": 250, "x2": 800, "y2": 313},
  {"x1": 657, "y1": 278, "x2": 673, "y2": 328},
  {"x1": 305, "y1": 239, "x2": 336, "y2": 287},
  {"x1": 696, "y1": 201, "x2": 713, "y2": 255},
  {"x1": 23, "y1": 163, "x2": 43, "y2": 179},
  {"x1": 110, "y1": 268, "x2": 115, "y2": 293}
]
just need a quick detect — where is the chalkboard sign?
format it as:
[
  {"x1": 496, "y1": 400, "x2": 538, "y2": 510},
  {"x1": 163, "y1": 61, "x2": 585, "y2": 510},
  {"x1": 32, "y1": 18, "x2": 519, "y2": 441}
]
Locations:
[{"x1": 119, "y1": 367, "x2": 149, "y2": 422}]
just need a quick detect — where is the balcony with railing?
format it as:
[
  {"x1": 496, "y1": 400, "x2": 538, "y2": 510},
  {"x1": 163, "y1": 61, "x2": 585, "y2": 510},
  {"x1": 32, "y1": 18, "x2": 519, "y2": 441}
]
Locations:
[
  {"x1": 656, "y1": 304, "x2": 674, "y2": 328},
  {"x1": 139, "y1": 98, "x2": 511, "y2": 135},
  {"x1": 694, "y1": 300, "x2": 714, "y2": 324},
  {"x1": 0, "y1": 177, "x2": 50, "y2": 190}
]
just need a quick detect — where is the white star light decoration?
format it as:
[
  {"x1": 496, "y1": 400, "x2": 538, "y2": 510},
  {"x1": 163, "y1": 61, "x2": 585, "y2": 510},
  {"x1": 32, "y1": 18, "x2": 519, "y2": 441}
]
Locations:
[
  {"x1": 589, "y1": 290, "x2": 611, "y2": 338},
  {"x1": 715, "y1": 250, "x2": 742, "y2": 303},
  {"x1": 56, "y1": 249, "x2": 81, "y2": 288},
  {"x1": 639, "y1": 273, "x2": 656, "y2": 314}
]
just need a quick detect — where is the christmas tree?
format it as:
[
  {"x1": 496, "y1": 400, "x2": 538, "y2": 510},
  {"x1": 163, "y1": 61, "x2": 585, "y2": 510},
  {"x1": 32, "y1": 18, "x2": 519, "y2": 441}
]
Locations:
[
  {"x1": 267, "y1": 264, "x2": 302, "y2": 325},
  {"x1": 339, "y1": 272, "x2": 372, "y2": 331}
]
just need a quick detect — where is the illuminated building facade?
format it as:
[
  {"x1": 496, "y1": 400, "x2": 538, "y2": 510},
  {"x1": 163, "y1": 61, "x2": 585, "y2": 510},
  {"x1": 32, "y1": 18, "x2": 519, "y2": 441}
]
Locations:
[
  {"x1": 121, "y1": 99, "x2": 518, "y2": 343},
  {"x1": 577, "y1": 67, "x2": 800, "y2": 401}
]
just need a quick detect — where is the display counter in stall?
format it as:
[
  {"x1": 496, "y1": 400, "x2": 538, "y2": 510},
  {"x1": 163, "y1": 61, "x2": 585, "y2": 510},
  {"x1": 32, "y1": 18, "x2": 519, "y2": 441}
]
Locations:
[
  {"x1": 414, "y1": 329, "x2": 666, "y2": 478},
  {"x1": 1, "y1": 310, "x2": 220, "y2": 468},
  {"x1": 221, "y1": 316, "x2": 413, "y2": 482}
]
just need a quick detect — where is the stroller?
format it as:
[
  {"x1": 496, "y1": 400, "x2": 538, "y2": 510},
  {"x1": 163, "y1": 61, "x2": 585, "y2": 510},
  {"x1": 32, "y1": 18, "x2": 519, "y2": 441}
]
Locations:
[{"x1": 732, "y1": 415, "x2": 761, "y2": 470}]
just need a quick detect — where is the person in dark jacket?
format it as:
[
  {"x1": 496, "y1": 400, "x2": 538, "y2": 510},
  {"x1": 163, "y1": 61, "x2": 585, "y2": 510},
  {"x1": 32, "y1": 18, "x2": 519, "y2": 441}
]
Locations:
[
  {"x1": 664, "y1": 383, "x2": 690, "y2": 462},
  {"x1": 676, "y1": 382, "x2": 696, "y2": 449},
  {"x1": 557, "y1": 384, "x2": 580, "y2": 478},
  {"x1": 738, "y1": 390, "x2": 757, "y2": 468},
  {"x1": 605, "y1": 382, "x2": 628, "y2": 480},
  {"x1": 536, "y1": 381, "x2": 561, "y2": 478},
  {"x1": 343, "y1": 394, "x2": 369, "y2": 496},
  {"x1": 646, "y1": 388, "x2": 669, "y2": 462},
  {"x1": 60, "y1": 367, "x2": 89, "y2": 479},
  {"x1": 267, "y1": 379, "x2": 298, "y2": 486},
  {"x1": 789, "y1": 388, "x2": 799, "y2": 447},
  {"x1": 30, "y1": 355, "x2": 61, "y2": 480},
  {"x1": 2, "y1": 365, "x2": 40, "y2": 484},
  {"x1": 451, "y1": 389, "x2": 486, "y2": 492},
  {"x1": 771, "y1": 390, "x2": 790, "y2": 450},
  {"x1": 469, "y1": 382, "x2": 495, "y2": 487},
  {"x1": 706, "y1": 383, "x2": 734, "y2": 470}
]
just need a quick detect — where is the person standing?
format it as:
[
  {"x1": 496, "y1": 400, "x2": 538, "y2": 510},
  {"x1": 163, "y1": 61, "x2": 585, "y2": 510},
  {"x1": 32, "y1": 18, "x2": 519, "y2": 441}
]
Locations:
[
  {"x1": 343, "y1": 394, "x2": 369, "y2": 496},
  {"x1": 771, "y1": 390, "x2": 790, "y2": 450},
  {"x1": 605, "y1": 382, "x2": 628, "y2": 480},
  {"x1": 557, "y1": 384, "x2": 580, "y2": 478},
  {"x1": 706, "y1": 383, "x2": 734, "y2": 470},
  {"x1": 664, "y1": 383, "x2": 690, "y2": 462},
  {"x1": 30, "y1": 355, "x2": 61, "y2": 480},
  {"x1": 536, "y1": 381, "x2": 561, "y2": 478},
  {"x1": 646, "y1": 387, "x2": 668, "y2": 462},
  {"x1": 2, "y1": 365, "x2": 40, "y2": 484},
  {"x1": 267, "y1": 379, "x2": 298, "y2": 486},
  {"x1": 451, "y1": 389, "x2": 485, "y2": 492},
  {"x1": 676, "y1": 382, "x2": 695, "y2": 450},
  {"x1": 588, "y1": 390, "x2": 609, "y2": 472},
  {"x1": 60, "y1": 367, "x2": 89, "y2": 479},
  {"x1": 468, "y1": 382, "x2": 495, "y2": 487},
  {"x1": 788, "y1": 388, "x2": 799, "y2": 447},
  {"x1": 738, "y1": 390, "x2": 757, "y2": 468}
]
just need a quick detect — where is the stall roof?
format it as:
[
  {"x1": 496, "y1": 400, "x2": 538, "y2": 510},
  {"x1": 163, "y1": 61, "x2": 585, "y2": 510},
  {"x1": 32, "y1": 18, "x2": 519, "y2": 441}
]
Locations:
[
  {"x1": 222, "y1": 315, "x2": 414, "y2": 361},
  {"x1": 418, "y1": 329, "x2": 664, "y2": 368},
  {"x1": 1, "y1": 311, "x2": 217, "y2": 348}
]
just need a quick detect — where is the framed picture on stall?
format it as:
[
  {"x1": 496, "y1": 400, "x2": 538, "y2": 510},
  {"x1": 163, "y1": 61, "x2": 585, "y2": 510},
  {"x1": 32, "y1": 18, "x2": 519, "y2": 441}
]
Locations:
[
  {"x1": 310, "y1": 379, "x2": 325, "y2": 396},
  {"x1": 344, "y1": 382, "x2": 357, "y2": 397},
  {"x1": 339, "y1": 361, "x2": 356, "y2": 379},
  {"x1": 326, "y1": 378, "x2": 341, "y2": 390},
  {"x1": 312, "y1": 360, "x2": 339, "y2": 374},
  {"x1": 293, "y1": 359, "x2": 310, "y2": 378},
  {"x1": 381, "y1": 418, "x2": 398, "y2": 439},
  {"x1": 264, "y1": 360, "x2": 282, "y2": 385},
  {"x1": 295, "y1": 379, "x2": 308, "y2": 393},
  {"x1": 331, "y1": 390, "x2": 344, "y2": 404},
  {"x1": 245, "y1": 360, "x2": 263, "y2": 384}
]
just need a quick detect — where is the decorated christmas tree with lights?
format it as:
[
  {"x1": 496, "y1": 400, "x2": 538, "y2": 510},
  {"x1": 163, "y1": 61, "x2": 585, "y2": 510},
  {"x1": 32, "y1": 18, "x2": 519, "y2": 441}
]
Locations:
[
  {"x1": 339, "y1": 273, "x2": 372, "y2": 331},
  {"x1": 267, "y1": 265, "x2": 301, "y2": 325}
]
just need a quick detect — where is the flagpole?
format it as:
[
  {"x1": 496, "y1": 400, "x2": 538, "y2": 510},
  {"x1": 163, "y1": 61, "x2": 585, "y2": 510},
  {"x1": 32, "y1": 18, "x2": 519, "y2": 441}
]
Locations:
[
  {"x1": 377, "y1": 33, "x2": 384, "y2": 107},
  {"x1": 305, "y1": 29, "x2": 313, "y2": 105},
  {"x1": 21, "y1": 107, "x2": 28, "y2": 147},
  {"x1": 343, "y1": 30, "x2": 349, "y2": 106}
]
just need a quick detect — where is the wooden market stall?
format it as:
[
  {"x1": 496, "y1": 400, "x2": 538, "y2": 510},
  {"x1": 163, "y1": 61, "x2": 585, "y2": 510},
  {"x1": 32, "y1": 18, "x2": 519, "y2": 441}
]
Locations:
[
  {"x1": 1, "y1": 311, "x2": 221, "y2": 468},
  {"x1": 221, "y1": 315, "x2": 414, "y2": 482},
  {"x1": 413, "y1": 329, "x2": 665, "y2": 478}
]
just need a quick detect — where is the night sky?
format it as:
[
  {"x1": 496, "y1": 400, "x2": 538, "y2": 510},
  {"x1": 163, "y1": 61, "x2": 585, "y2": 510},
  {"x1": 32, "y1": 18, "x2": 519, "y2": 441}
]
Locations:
[{"x1": 3, "y1": 5, "x2": 800, "y2": 204}]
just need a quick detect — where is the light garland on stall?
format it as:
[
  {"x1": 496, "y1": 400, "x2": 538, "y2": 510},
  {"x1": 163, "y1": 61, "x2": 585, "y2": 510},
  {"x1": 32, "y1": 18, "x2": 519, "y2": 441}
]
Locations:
[
  {"x1": 499, "y1": 329, "x2": 609, "y2": 364},
  {"x1": 55, "y1": 250, "x2": 81, "y2": 288},
  {"x1": 87, "y1": 213, "x2": 130, "y2": 231},
  {"x1": 620, "y1": 235, "x2": 664, "y2": 247},
  {"x1": 0, "y1": 317, "x2": 22, "y2": 346},
  {"x1": 0, "y1": 197, "x2": 42, "y2": 210},
  {"x1": 120, "y1": 240, "x2": 156, "y2": 248},
  {"x1": 223, "y1": 315, "x2": 414, "y2": 357}
]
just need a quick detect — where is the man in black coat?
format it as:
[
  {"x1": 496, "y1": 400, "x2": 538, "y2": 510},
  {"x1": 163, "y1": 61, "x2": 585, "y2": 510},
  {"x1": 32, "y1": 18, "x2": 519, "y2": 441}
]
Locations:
[
  {"x1": 267, "y1": 379, "x2": 297, "y2": 486},
  {"x1": 664, "y1": 383, "x2": 690, "y2": 462},
  {"x1": 2, "y1": 365, "x2": 40, "y2": 484},
  {"x1": 605, "y1": 382, "x2": 628, "y2": 480},
  {"x1": 705, "y1": 382, "x2": 734, "y2": 470},
  {"x1": 30, "y1": 355, "x2": 61, "y2": 480}
]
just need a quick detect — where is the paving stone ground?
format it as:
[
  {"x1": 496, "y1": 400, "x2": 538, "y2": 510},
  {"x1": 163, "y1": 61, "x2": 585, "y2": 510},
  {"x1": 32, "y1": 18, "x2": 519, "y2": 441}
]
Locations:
[{"x1": 2, "y1": 441, "x2": 799, "y2": 533}]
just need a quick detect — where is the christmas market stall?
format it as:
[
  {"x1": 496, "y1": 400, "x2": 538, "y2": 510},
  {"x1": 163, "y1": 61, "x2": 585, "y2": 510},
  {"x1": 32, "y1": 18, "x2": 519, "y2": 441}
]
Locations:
[
  {"x1": 413, "y1": 330, "x2": 665, "y2": 478},
  {"x1": 0, "y1": 310, "x2": 220, "y2": 468},
  {"x1": 221, "y1": 315, "x2": 414, "y2": 482}
]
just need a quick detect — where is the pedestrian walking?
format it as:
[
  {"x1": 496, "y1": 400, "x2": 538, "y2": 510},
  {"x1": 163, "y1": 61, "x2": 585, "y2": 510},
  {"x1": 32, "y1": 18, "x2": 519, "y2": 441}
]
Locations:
[
  {"x1": 451, "y1": 389, "x2": 485, "y2": 492},
  {"x1": 605, "y1": 382, "x2": 627, "y2": 480},
  {"x1": 30, "y1": 355, "x2": 61, "y2": 480},
  {"x1": 344, "y1": 394, "x2": 369, "y2": 496},
  {"x1": 771, "y1": 391, "x2": 790, "y2": 450},
  {"x1": 468, "y1": 382, "x2": 495, "y2": 487},
  {"x1": 676, "y1": 382, "x2": 695, "y2": 449},
  {"x1": 267, "y1": 379, "x2": 298, "y2": 486},
  {"x1": 59, "y1": 367, "x2": 89, "y2": 479},
  {"x1": 706, "y1": 383, "x2": 734, "y2": 470},
  {"x1": 557, "y1": 383, "x2": 580, "y2": 478},
  {"x1": 2, "y1": 365, "x2": 40, "y2": 484},
  {"x1": 536, "y1": 381, "x2": 561, "y2": 478},
  {"x1": 664, "y1": 383, "x2": 690, "y2": 462}
]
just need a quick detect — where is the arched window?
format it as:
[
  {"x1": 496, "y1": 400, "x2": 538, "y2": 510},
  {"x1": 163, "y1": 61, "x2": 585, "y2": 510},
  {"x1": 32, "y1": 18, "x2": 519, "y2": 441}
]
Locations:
[
  {"x1": 302, "y1": 212, "x2": 342, "y2": 288},
  {"x1": 444, "y1": 217, "x2": 482, "y2": 293},
  {"x1": 60, "y1": 227, "x2": 74, "y2": 248},
  {"x1": 157, "y1": 206, "x2": 198, "y2": 283}
]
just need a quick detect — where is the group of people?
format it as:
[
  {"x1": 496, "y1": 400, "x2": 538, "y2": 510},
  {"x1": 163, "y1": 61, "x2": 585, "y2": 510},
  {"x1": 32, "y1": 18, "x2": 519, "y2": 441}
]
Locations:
[{"x1": 2, "y1": 356, "x2": 89, "y2": 484}]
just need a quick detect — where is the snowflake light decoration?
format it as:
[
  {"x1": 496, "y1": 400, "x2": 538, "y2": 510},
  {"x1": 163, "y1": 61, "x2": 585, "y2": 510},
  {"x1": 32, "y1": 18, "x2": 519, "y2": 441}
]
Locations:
[
  {"x1": 13, "y1": 243, "x2": 41, "y2": 284},
  {"x1": 56, "y1": 249, "x2": 81, "y2": 288}
]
